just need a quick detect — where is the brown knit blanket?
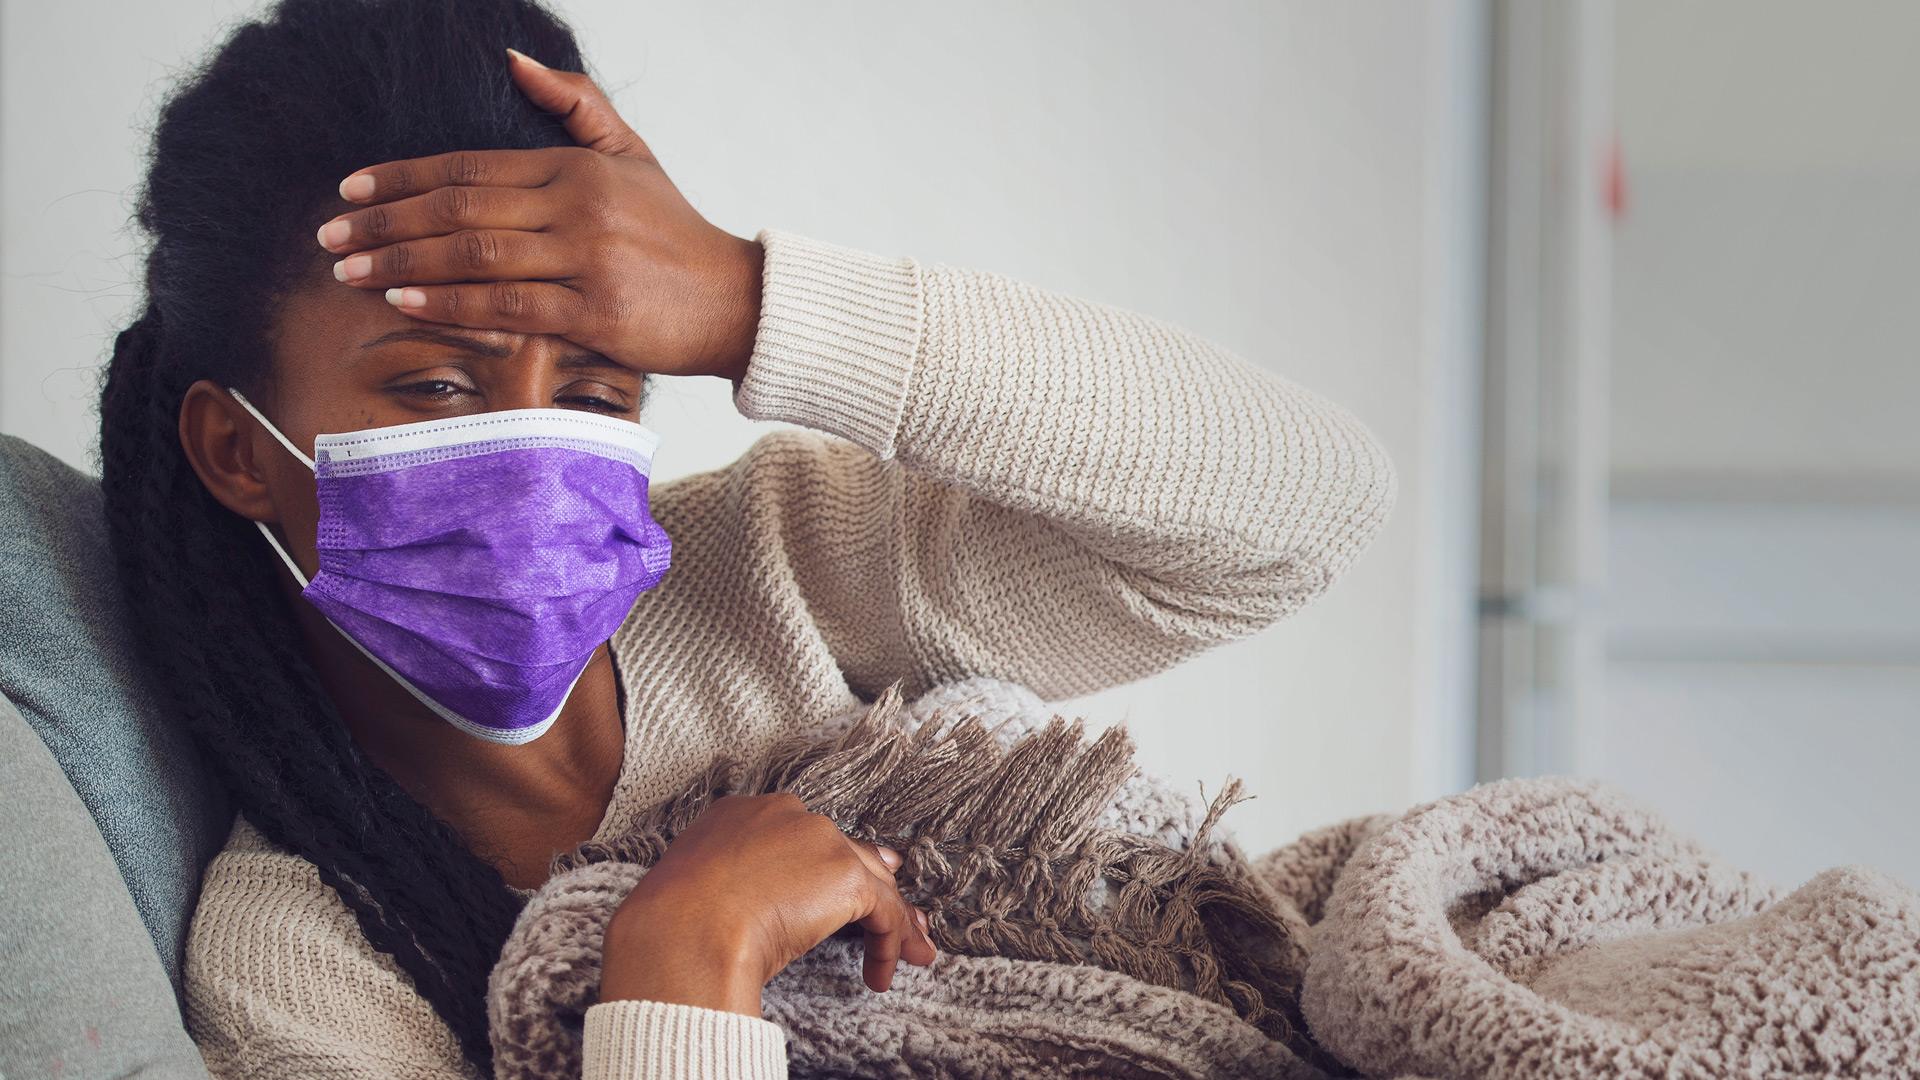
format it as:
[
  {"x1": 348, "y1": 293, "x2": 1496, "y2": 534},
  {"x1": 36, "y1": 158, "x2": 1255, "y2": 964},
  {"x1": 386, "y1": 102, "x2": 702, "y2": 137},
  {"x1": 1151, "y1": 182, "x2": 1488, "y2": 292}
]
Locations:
[
  {"x1": 1281, "y1": 779, "x2": 1920, "y2": 1078},
  {"x1": 488, "y1": 680, "x2": 1920, "y2": 1079}
]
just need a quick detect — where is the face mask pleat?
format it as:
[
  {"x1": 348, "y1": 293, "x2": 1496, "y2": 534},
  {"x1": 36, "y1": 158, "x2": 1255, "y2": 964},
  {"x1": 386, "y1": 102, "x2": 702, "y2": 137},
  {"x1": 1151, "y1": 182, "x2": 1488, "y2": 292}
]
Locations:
[
  {"x1": 314, "y1": 492, "x2": 667, "y2": 603},
  {"x1": 350, "y1": 616, "x2": 589, "y2": 718},
  {"x1": 305, "y1": 570, "x2": 649, "y2": 669}
]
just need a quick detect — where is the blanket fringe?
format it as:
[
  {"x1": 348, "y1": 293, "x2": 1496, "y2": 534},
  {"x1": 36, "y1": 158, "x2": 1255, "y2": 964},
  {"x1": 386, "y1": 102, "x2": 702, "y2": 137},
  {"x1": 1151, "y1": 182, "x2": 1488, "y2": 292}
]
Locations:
[{"x1": 557, "y1": 685, "x2": 1342, "y2": 1072}]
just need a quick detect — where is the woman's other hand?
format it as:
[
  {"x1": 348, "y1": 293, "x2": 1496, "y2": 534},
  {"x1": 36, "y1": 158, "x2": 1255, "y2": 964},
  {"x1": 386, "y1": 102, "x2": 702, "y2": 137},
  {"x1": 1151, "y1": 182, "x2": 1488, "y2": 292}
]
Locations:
[
  {"x1": 596, "y1": 794, "x2": 938, "y2": 1016},
  {"x1": 315, "y1": 50, "x2": 763, "y2": 382}
]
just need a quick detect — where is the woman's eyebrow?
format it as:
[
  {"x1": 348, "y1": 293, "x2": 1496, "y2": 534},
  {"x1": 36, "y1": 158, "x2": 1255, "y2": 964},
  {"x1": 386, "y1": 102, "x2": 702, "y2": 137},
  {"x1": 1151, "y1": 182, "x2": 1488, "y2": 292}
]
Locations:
[
  {"x1": 359, "y1": 328, "x2": 625, "y2": 373},
  {"x1": 555, "y1": 353, "x2": 627, "y2": 372},
  {"x1": 359, "y1": 327, "x2": 513, "y2": 358}
]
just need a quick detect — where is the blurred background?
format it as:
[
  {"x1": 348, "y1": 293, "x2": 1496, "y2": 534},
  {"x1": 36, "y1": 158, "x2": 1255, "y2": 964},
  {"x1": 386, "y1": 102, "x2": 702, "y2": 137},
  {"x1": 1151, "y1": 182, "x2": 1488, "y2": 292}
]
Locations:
[{"x1": 1, "y1": 0, "x2": 1912, "y2": 885}]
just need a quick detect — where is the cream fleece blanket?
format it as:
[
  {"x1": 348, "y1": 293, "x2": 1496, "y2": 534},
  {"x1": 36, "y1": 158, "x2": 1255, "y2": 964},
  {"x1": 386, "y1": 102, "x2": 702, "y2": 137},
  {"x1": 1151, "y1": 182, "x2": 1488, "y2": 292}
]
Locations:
[
  {"x1": 1277, "y1": 778, "x2": 1920, "y2": 1078},
  {"x1": 489, "y1": 680, "x2": 1920, "y2": 1078}
]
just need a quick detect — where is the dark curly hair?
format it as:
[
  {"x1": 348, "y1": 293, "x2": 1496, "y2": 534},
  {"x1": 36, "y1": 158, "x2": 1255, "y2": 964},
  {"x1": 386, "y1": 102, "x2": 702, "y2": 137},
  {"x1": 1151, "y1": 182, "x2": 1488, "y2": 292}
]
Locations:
[{"x1": 99, "y1": 0, "x2": 589, "y2": 1071}]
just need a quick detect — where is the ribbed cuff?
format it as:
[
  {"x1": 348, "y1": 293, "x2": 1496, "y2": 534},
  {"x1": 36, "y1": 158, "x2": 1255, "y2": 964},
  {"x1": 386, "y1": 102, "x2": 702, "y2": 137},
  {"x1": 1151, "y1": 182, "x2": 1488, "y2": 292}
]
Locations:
[
  {"x1": 582, "y1": 1000, "x2": 787, "y2": 1080},
  {"x1": 734, "y1": 229, "x2": 923, "y2": 459}
]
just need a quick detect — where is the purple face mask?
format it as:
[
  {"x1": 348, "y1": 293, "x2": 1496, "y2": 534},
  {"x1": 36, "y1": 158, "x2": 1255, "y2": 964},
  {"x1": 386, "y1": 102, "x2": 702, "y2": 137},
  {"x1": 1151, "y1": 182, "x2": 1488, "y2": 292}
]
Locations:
[{"x1": 229, "y1": 390, "x2": 671, "y2": 745}]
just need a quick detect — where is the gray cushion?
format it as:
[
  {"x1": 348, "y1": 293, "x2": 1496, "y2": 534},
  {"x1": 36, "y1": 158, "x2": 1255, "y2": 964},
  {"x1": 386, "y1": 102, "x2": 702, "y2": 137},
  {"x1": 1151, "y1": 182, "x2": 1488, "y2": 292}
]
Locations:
[
  {"x1": 0, "y1": 434, "x2": 230, "y2": 990},
  {"x1": 0, "y1": 690, "x2": 211, "y2": 1078}
]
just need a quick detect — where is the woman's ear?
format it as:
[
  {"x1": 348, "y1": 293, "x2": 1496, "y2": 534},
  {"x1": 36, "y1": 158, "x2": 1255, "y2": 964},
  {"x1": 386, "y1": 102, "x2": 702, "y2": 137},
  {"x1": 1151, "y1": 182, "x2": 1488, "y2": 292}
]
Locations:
[{"x1": 179, "y1": 379, "x2": 281, "y2": 524}]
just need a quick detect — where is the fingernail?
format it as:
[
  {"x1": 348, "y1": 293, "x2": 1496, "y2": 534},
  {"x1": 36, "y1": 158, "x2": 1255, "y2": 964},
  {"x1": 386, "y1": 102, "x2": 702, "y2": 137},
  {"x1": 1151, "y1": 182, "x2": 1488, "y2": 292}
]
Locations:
[
  {"x1": 339, "y1": 173, "x2": 376, "y2": 201},
  {"x1": 875, "y1": 845, "x2": 903, "y2": 871},
  {"x1": 334, "y1": 255, "x2": 372, "y2": 282},
  {"x1": 385, "y1": 287, "x2": 425, "y2": 309},
  {"x1": 506, "y1": 47, "x2": 547, "y2": 70},
  {"x1": 316, "y1": 219, "x2": 351, "y2": 250}
]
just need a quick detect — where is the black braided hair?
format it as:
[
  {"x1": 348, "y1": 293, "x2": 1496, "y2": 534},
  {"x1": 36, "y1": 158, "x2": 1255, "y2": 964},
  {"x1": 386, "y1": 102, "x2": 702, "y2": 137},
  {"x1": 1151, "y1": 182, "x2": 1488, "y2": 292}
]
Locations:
[{"x1": 99, "y1": 1, "x2": 590, "y2": 1071}]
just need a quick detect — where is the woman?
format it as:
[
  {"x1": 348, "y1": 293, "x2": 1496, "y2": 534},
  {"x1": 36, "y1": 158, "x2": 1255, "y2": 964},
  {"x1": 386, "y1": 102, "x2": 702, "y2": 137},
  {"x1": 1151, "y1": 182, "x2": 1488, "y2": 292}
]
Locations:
[{"x1": 100, "y1": 0, "x2": 1393, "y2": 1076}]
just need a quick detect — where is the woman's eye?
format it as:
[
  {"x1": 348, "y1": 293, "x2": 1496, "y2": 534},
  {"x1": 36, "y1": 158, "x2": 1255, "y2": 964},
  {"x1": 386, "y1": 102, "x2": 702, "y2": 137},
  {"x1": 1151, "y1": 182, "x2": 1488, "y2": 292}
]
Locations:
[
  {"x1": 557, "y1": 388, "x2": 630, "y2": 413},
  {"x1": 395, "y1": 379, "x2": 472, "y2": 400}
]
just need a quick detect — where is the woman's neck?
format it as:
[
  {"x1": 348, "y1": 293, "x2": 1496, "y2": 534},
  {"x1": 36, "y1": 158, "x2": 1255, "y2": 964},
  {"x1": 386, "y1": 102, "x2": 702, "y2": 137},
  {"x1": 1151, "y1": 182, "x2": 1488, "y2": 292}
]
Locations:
[{"x1": 293, "y1": 599, "x2": 628, "y2": 890}]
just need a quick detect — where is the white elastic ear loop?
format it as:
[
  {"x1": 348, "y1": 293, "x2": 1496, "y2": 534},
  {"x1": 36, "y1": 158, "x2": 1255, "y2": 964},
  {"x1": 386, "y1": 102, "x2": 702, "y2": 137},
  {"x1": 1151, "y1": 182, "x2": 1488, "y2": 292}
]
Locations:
[
  {"x1": 226, "y1": 387, "x2": 315, "y2": 588},
  {"x1": 251, "y1": 516, "x2": 312, "y2": 589},
  {"x1": 227, "y1": 387, "x2": 316, "y2": 470}
]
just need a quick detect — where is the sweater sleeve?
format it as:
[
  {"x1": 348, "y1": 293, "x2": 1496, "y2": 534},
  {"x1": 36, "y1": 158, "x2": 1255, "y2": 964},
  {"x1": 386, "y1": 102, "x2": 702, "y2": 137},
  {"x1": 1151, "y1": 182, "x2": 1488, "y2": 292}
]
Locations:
[
  {"x1": 582, "y1": 1001, "x2": 787, "y2": 1080},
  {"x1": 184, "y1": 822, "x2": 479, "y2": 1080},
  {"x1": 186, "y1": 821, "x2": 788, "y2": 1080},
  {"x1": 721, "y1": 229, "x2": 1396, "y2": 701}
]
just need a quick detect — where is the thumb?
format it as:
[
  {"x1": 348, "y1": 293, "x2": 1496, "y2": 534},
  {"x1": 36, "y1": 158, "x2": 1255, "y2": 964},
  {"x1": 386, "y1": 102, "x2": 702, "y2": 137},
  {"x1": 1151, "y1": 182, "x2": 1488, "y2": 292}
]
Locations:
[{"x1": 506, "y1": 49, "x2": 651, "y2": 159}]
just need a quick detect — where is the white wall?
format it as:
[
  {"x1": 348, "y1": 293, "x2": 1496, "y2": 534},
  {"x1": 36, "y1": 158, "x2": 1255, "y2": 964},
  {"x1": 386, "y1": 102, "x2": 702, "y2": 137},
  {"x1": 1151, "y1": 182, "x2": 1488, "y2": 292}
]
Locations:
[
  {"x1": 0, "y1": 1, "x2": 1483, "y2": 851},
  {"x1": 1611, "y1": 0, "x2": 1920, "y2": 485},
  {"x1": 1603, "y1": 499, "x2": 1920, "y2": 887},
  {"x1": 1599, "y1": 0, "x2": 1920, "y2": 887}
]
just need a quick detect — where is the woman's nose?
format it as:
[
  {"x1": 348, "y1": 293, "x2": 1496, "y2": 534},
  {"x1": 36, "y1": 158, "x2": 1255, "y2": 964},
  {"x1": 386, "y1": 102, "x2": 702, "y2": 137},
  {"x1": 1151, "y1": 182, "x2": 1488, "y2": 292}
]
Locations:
[{"x1": 489, "y1": 337, "x2": 572, "y2": 410}]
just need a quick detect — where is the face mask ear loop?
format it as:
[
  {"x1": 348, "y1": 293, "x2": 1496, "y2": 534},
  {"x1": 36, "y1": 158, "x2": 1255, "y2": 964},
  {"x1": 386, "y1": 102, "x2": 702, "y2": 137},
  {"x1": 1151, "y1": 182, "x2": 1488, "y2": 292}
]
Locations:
[
  {"x1": 226, "y1": 387, "x2": 316, "y2": 588},
  {"x1": 226, "y1": 387, "x2": 316, "y2": 471},
  {"x1": 251, "y1": 518, "x2": 313, "y2": 589}
]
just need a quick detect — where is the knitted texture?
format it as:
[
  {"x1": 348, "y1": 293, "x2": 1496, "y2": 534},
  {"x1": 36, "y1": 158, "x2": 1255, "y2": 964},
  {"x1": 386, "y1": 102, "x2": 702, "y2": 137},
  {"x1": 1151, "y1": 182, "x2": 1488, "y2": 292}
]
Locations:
[
  {"x1": 495, "y1": 697, "x2": 1920, "y2": 1080},
  {"x1": 489, "y1": 681, "x2": 1330, "y2": 1080},
  {"x1": 182, "y1": 230, "x2": 1395, "y2": 1078},
  {"x1": 765, "y1": 940, "x2": 1312, "y2": 1079},
  {"x1": 1290, "y1": 779, "x2": 1920, "y2": 1079},
  {"x1": 583, "y1": 1002, "x2": 787, "y2": 1080}
]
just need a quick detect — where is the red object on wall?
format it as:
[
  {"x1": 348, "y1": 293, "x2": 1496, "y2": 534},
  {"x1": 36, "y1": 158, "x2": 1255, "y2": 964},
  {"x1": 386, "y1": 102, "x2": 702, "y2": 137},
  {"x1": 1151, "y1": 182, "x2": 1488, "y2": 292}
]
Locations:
[{"x1": 1603, "y1": 133, "x2": 1628, "y2": 220}]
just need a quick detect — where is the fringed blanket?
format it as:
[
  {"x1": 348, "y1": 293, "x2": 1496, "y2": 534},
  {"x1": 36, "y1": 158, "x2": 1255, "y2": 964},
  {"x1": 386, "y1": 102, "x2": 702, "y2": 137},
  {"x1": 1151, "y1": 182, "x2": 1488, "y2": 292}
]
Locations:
[{"x1": 488, "y1": 679, "x2": 1920, "y2": 1079}]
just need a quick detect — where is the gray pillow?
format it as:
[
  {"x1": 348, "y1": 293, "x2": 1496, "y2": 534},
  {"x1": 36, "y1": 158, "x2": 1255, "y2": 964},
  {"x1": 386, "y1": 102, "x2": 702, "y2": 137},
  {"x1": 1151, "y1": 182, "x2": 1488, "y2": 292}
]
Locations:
[
  {"x1": 0, "y1": 434, "x2": 230, "y2": 990},
  {"x1": 0, "y1": 690, "x2": 211, "y2": 1078}
]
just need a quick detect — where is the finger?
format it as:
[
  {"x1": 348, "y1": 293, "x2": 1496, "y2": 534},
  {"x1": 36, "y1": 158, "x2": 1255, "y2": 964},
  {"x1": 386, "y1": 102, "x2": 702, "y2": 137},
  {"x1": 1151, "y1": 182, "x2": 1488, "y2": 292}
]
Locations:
[
  {"x1": 338, "y1": 149, "x2": 564, "y2": 205},
  {"x1": 383, "y1": 281, "x2": 588, "y2": 336},
  {"x1": 909, "y1": 906, "x2": 938, "y2": 965},
  {"x1": 855, "y1": 881, "x2": 911, "y2": 992},
  {"x1": 855, "y1": 880, "x2": 938, "y2": 987},
  {"x1": 506, "y1": 48, "x2": 653, "y2": 159},
  {"x1": 882, "y1": 895, "x2": 939, "y2": 972},
  {"x1": 318, "y1": 186, "x2": 552, "y2": 254},
  {"x1": 848, "y1": 840, "x2": 902, "y2": 878},
  {"x1": 843, "y1": 838, "x2": 934, "y2": 968},
  {"x1": 334, "y1": 231, "x2": 567, "y2": 289}
]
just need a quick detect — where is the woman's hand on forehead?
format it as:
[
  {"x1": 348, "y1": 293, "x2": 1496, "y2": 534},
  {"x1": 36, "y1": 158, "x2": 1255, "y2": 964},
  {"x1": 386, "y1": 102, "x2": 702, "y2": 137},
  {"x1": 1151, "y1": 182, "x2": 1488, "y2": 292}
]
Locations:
[{"x1": 314, "y1": 50, "x2": 763, "y2": 384}]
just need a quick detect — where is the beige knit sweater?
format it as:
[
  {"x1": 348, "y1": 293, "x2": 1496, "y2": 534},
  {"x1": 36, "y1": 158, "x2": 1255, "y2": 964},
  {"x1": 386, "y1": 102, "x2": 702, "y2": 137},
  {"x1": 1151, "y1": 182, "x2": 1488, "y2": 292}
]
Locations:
[{"x1": 182, "y1": 229, "x2": 1395, "y2": 1079}]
